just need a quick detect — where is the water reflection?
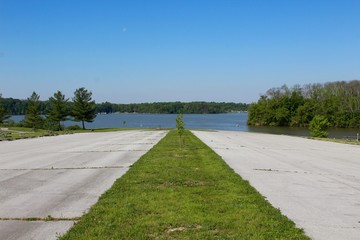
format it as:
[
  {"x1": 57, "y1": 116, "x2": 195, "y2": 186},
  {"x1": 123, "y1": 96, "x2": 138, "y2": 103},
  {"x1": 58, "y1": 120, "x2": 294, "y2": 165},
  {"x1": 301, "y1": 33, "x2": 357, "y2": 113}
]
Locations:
[
  {"x1": 248, "y1": 126, "x2": 310, "y2": 137},
  {"x1": 248, "y1": 126, "x2": 359, "y2": 139}
]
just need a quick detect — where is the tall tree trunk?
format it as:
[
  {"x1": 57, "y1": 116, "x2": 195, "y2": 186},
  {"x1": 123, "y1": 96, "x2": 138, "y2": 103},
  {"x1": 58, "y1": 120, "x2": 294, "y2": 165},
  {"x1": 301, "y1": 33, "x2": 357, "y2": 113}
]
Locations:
[{"x1": 82, "y1": 121, "x2": 85, "y2": 130}]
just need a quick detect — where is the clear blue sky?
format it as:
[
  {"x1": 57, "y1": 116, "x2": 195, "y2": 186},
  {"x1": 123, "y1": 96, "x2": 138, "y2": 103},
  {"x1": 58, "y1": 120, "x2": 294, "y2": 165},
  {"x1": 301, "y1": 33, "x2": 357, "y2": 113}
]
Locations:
[{"x1": 1, "y1": 0, "x2": 359, "y2": 103}]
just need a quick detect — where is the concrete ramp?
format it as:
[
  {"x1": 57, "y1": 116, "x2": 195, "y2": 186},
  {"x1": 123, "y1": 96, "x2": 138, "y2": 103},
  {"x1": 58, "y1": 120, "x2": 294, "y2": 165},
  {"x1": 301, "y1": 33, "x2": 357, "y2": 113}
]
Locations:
[
  {"x1": 192, "y1": 130, "x2": 360, "y2": 240},
  {"x1": 0, "y1": 130, "x2": 167, "y2": 240}
]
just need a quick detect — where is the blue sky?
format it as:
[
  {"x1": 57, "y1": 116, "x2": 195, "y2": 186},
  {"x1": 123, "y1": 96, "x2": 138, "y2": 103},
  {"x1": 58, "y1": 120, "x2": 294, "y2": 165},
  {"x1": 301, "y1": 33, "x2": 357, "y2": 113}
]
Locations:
[{"x1": 1, "y1": 0, "x2": 359, "y2": 103}]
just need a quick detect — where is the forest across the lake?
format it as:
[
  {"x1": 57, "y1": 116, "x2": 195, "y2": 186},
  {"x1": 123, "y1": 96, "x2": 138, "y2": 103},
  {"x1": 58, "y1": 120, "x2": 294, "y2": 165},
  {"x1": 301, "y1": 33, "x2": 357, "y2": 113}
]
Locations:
[
  {"x1": 247, "y1": 80, "x2": 360, "y2": 128},
  {"x1": 0, "y1": 99, "x2": 248, "y2": 115}
]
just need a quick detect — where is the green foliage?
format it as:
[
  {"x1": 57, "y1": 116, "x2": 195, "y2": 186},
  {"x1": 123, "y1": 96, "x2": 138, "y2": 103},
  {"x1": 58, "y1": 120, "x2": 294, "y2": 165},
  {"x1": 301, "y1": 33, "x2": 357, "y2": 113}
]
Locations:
[
  {"x1": 72, "y1": 87, "x2": 96, "y2": 130},
  {"x1": 0, "y1": 127, "x2": 53, "y2": 141},
  {"x1": 59, "y1": 130, "x2": 309, "y2": 240},
  {"x1": 47, "y1": 91, "x2": 69, "y2": 130},
  {"x1": 24, "y1": 92, "x2": 44, "y2": 130},
  {"x1": 0, "y1": 97, "x2": 47, "y2": 115},
  {"x1": 0, "y1": 94, "x2": 10, "y2": 124},
  {"x1": 0, "y1": 98, "x2": 248, "y2": 115},
  {"x1": 309, "y1": 115, "x2": 330, "y2": 138},
  {"x1": 0, "y1": 106, "x2": 10, "y2": 125},
  {"x1": 66, "y1": 125, "x2": 82, "y2": 131},
  {"x1": 176, "y1": 114, "x2": 185, "y2": 144},
  {"x1": 2, "y1": 89, "x2": 97, "y2": 131},
  {"x1": 97, "y1": 101, "x2": 248, "y2": 114},
  {"x1": 248, "y1": 80, "x2": 360, "y2": 128}
]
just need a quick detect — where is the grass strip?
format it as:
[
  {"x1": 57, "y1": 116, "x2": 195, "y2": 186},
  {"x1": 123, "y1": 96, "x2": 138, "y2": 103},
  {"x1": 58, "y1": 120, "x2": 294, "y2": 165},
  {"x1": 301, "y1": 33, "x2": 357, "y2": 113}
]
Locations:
[{"x1": 59, "y1": 130, "x2": 309, "y2": 240}]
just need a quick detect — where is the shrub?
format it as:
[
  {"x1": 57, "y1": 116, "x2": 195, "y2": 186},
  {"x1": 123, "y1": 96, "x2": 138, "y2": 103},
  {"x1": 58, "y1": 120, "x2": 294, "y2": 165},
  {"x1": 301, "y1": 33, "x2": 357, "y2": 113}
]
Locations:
[
  {"x1": 66, "y1": 125, "x2": 82, "y2": 131},
  {"x1": 176, "y1": 114, "x2": 185, "y2": 145},
  {"x1": 3, "y1": 119, "x2": 15, "y2": 127},
  {"x1": 309, "y1": 115, "x2": 330, "y2": 138}
]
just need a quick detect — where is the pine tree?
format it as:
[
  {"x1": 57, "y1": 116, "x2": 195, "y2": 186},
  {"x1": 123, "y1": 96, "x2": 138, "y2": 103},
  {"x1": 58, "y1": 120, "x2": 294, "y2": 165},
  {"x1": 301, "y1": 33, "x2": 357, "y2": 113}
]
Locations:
[
  {"x1": 0, "y1": 94, "x2": 10, "y2": 125},
  {"x1": 48, "y1": 91, "x2": 69, "y2": 130},
  {"x1": 72, "y1": 87, "x2": 96, "y2": 130},
  {"x1": 25, "y1": 92, "x2": 43, "y2": 130}
]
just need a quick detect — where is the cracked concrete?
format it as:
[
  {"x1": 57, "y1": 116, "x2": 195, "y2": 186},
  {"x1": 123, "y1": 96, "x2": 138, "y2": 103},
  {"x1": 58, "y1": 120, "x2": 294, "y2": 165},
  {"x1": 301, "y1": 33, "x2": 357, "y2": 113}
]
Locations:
[
  {"x1": 0, "y1": 130, "x2": 167, "y2": 240},
  {"x1": 192, "y1": 130, "x2": 360, "y2": 240}
]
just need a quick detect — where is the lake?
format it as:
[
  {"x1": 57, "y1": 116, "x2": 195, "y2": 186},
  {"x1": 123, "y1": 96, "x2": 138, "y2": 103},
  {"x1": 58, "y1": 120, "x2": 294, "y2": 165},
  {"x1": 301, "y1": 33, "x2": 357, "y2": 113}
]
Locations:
[{"x1": 10, "y1": 113, "x2": 360, "y2": 139}]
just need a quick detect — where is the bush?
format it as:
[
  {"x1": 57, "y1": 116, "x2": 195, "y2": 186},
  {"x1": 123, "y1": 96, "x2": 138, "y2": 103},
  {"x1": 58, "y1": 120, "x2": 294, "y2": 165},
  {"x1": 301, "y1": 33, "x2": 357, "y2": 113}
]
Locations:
[
  {"x1": 66, "y1": 125, "x2": 82, "y2": 131},
  {"x1": 3, "y1": 119, "x2": 15, "y2": 127},
  {"x1": 309, "y1": 115, "x2": 330, "y2": 138},
  {"x1": 176, "y1": 114, "x2": 185, "y2": 145}
]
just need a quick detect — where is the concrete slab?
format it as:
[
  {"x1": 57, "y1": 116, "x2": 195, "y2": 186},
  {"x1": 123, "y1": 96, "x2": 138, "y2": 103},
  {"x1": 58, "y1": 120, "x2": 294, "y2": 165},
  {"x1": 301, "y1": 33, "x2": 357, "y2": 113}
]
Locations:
[
  {"x1": 0, "y1": 130, "x2": 167, "y2": 240},
  {"x1": 0, "y1": 221, "x2": 74, "y2": 240},
  {"x1": 192, "y1": 130, "x2": 360, "y2": 240}
]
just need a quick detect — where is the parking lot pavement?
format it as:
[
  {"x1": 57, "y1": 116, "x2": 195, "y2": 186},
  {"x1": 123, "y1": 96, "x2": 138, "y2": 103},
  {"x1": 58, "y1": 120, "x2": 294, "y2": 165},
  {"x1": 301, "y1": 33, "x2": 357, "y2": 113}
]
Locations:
[
  {"x1": 192, "y1": 130, "x2": 360, "y2": 240},
  {"x1": 0, "y1": 130, "x2": 167, "y2": 240}
]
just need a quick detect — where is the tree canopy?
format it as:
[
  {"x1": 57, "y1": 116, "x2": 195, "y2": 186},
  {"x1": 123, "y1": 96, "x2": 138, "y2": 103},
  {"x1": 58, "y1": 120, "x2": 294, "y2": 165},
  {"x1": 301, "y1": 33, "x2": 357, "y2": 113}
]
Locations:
[
  {"x1": 48, "y1": 91, "x2": 69, "y2": 130},
  {"x1": 96, "y1": 101, "x2": 248, "y2": 114},
  {"x1": 72, "y1": 87, "x2": 97, "y2": 130},
  {"x1": 247, "y1": 80, "x2": 360, "y2": 128},
  {"x1": 24, "y1": 92, "x2": 44, "y2": 129},
  {"x1": 1, "y1": 99, "x2": 248, "y2": 115},
  {"x1": 0, "y1": 94, "x2": 10, "y2": 124}
]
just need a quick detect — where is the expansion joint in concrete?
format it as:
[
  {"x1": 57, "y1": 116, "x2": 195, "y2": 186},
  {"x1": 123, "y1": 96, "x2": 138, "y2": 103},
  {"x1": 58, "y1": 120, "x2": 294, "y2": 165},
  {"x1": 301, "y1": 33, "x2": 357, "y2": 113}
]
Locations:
[
  {"x1": 0, "y1": 166, "x2": 125, "y2": 171},
  {"x1": 0, "y1": 216, "x2": 80, "y2": 222}
]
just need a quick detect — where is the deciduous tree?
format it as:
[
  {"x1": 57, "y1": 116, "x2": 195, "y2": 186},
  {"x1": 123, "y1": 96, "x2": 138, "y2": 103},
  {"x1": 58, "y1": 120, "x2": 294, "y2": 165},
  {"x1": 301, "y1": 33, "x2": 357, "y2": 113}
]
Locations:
[{"x1": 247, "y1": 80, "x2": 360, "y2": 128}]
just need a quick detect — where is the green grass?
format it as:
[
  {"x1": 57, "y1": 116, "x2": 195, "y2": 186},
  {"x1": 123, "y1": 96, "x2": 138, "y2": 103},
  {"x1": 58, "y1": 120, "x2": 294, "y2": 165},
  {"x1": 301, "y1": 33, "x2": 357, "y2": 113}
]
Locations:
[
  {"x1": 59, "y1": 130, "x2": 309, "y2": 240},
  {"x1": 0, "y1": 127, "x2": 53, "y2": 140}
]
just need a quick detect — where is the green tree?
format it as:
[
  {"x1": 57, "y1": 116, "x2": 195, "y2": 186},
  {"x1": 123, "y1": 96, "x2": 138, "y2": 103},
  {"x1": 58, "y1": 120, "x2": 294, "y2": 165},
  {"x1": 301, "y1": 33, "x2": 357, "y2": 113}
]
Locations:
[
  {"x1": 25, "y1": 92, "x2": 44, "y2": 130},
  {"x1": 291, "y1": 99, "x2": 316, "y2": 127},
  {"x1": 248, "y1": 81, "x2": 360, "y2": 127},
  {"x1": 309, "y1": 115, "x2": 330, "y2": 138},
  {"x1": 176, "y1": 114, "x2": 185, "y2": 145},
  {"x1": 96, "y1": 101, "x2": 113, "y2": 114},
  {"x1": 72, "y1": 87, "x2": 96, "y2": 130},
  {"x1": 48, "y1": 91, "x2": 69, "y2": 130},
  {"x1": 0, "y1": 94, "x2": 10, "y2": 125}
]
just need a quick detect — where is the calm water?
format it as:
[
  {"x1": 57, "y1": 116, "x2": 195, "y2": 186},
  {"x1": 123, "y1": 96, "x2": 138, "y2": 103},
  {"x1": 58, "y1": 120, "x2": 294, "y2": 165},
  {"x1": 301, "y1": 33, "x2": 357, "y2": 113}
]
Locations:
[{"x1": 10, "y1": 113, "x2": 360, "y2": 139}]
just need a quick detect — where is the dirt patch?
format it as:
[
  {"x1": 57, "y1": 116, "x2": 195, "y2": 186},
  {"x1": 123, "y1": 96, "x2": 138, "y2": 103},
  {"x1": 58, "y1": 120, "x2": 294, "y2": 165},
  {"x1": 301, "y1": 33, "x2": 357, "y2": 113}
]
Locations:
[{"x1": 166, "y1": 225, "x2": 202, "y2": 233}]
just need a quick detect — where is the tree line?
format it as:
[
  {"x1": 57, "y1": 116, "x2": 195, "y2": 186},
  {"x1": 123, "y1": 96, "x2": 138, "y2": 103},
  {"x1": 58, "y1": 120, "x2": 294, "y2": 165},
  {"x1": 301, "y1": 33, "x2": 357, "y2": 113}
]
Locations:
[
  {"x1": 1, "y1": 97, "x2": 248, "y2": 116},
  {"x1": 96, "y1": 101, "x2": 248, "y2": 114},
  {"x1": 247, "y1": 80, "x2": 360, "y2": 128},
  {"x1": 0, "y1": 87, "x2": 96, "y2": 130}
]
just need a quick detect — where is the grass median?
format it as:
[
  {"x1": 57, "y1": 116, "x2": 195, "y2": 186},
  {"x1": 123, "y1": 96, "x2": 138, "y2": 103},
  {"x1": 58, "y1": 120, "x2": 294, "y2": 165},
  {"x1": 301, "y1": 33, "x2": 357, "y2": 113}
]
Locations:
[{"x1": 60, "y1": 130, "x2": 309, "y2": 240}]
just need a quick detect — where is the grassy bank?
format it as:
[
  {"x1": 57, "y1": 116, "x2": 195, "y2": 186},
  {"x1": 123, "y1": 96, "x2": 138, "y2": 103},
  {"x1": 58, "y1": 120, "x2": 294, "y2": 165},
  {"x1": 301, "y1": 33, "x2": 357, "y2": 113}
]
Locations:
[
  {"x1": 0, "y1": 127, "x2": 58, "y2": 141},
  {"x1": 60, "y1": 130, "x2": 309, "y2": 240}
]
